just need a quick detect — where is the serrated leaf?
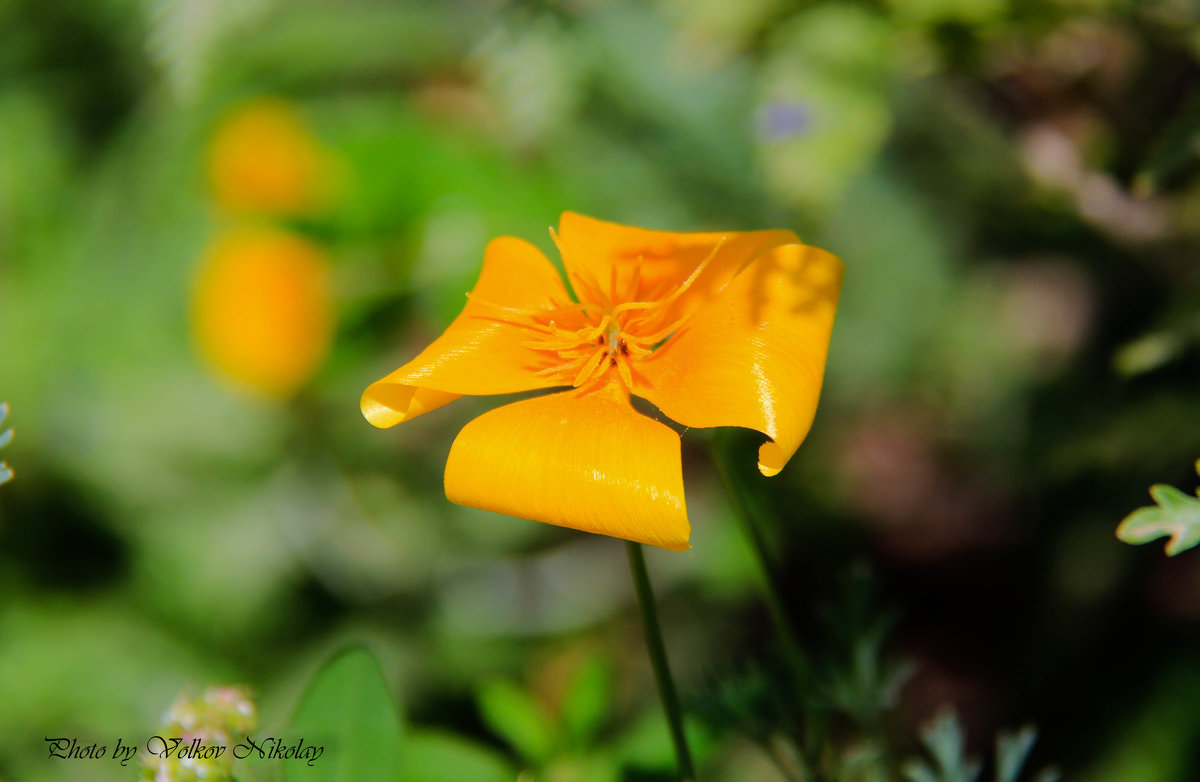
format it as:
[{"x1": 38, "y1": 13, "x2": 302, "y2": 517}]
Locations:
[
  {"x1": 904, "y1": 762, "x2": 944, "y2": 782},
  {"x1": 477, "y1": 678, "x2": 555, "y2": 762},
  {"x1": 909, "y1": 712, "x2": 1055, "y2": 782},
  {"x1": 1117, "y1": 464, "x2": 1200, "y2": 556},
  {"x1": 995, "y1": 726, "x2": 1037, "y2": 782},
  {"x1": 906, "y1": 709, "x2": 981, "y2": 782},
  {"x1": 839, "y1": 741, "x2": 888, "y2": 782},
  {"x1": 285, "y1": 647, "x2": 403, "y2": 782}
]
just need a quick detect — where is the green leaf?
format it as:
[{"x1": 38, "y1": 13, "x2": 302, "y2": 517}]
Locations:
[
  {"x1": 562, "y1": 656, "x2": 612, "y2": 745},
  {"x1": 904, "y1": 766, "x2": 944, "y2": 782},
  {"x1": 402, "y1": 730, "x2": 515, "y2": 782},
  {"x1": 1136, "y1": 89, "x2": 1200, "y2": 194},
  {"x1": 477, "y1": 678, "x2": 555, "y2": 762},
  {"x1": 284, "y1": 647, "x2": 404, "y2": 782},
  {"x1": 614, "y1": 710, "x2": 712, "y2": 772},
  {"x1": 907, "y1": 712, "x2": 1057, "y2": 782},
  {"x1": 838, "y1": 741, "x2": 889, "y2": 782},
  {"x1": 995, "y1": 726, "x2": 1037, "y2": 782},
  {"x1": 903, "y1": 709, "x2": 981, "y2": 782},
  {"x1": 1117, "y1": 462, "x2": 1200, "y2": 556}
]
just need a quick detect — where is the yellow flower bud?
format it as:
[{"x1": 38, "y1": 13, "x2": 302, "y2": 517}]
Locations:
[
  {"x1": 208, "y1": 99, "x2": 334, "y2": 217},
  {"x1": 193, "y1": 226, "x2": 333, "y2": 398}
]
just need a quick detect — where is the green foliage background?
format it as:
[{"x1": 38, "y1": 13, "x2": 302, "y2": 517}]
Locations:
[{"x1": 2, "y1": 0, "x2": 1200, "y2": 780}]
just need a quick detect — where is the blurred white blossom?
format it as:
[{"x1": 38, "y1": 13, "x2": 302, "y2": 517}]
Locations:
[{"x1": 139, "y1": 686, "x2": 257, "y2": 782}]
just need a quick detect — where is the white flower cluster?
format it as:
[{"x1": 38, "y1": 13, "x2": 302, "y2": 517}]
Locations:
[{"x1": 140, "y1": 686, "x2": 257, "y2": 782}]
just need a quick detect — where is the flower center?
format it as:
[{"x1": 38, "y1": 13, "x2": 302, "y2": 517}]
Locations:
[
  {"x1": 468, "y1": 235, "x2": 727, "y2": 392},
  {"x1": 520, "y1": 306, "x2": 654, "y2": 391}
]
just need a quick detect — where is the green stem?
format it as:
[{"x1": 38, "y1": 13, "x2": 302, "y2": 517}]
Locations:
[
  {"x1": 711, "y1": 431, "x2": 827, "y2": 780},
  {"x1": 626, "y1": 541, "x2": 696, "y2": 782},
  {"x1": 710, "y1": 432, "x2": 810, "y2": 682}
]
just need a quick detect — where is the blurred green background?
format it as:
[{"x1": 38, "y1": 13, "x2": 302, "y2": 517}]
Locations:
[{"x1": 3, "y1": 0, "x2": 1200, "y2": 780}]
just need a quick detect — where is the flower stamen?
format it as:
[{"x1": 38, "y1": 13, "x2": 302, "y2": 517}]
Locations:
[
  {"x1": 615, "y1": 353, "x2": 633, "y2": 388},
  {"x1": 517, "y1": 235, "x2": 733, "y2": 391},
  {"x1": 573, "y1": 347, "x2": 608, "y2": 387}
]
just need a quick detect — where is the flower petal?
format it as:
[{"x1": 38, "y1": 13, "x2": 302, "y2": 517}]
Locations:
[
  {"x1": 636, "y1": 243, "x2": 843, "y2": 476},
  {"x1": 361, "y1": 386, "x2": 464, "y2": 429},
  {"x1": 557, "y1": 211, "x2": 798, "y2": 328},
  {"x1": 444, "y1": 383, "x2": 690, "y2": 551},
  {"x1": 362, "y1": 236, "x2": 579, "y2": 428}
]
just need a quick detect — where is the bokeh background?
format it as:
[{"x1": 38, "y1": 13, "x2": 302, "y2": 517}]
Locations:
[{"x1": 3, "y1": 0, "x2": 1200, "y2": 780}]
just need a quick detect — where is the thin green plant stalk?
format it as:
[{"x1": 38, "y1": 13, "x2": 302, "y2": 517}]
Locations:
[
  {"x1": 626, "y1": 541, "x2": 697, "y2": 782},
  {"x1": 710, "y1": 430, "x2": 828, "y2": 781},
  {"x1": 710, "y1": 431, "x2": 809, "y2": 679}
]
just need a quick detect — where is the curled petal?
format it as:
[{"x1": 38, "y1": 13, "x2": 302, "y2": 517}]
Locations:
[
  {"x1": 557, "y1": 211, "x2": 798, "y2": 329},
  {"x1": 361, "y1": 387, "x2": 463, "y2": 429},
  {"x1": 637, "y1": 243, "x2": 843, "y2": 476},
  {"x1": 444, "y1": 383, "x2": 690, "y2": 551},
  {"x1": 362, "y1": 237, "x2": 578, "y2": 428}
]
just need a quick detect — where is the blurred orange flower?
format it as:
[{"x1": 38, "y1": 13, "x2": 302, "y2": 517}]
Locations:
[
  {"x1": 362, "y1": 213, "x2": 842, "y2": 550},
  {"x1": 208, "y1": 98, "x2": 335, "y2": 217},
  {"x1": 193, "y1": 226, "x2": 333, "y2": 398}
]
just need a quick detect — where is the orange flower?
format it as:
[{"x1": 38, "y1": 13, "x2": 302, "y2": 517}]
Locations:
[
  {"x1": 362, "y1": 213, "x2": 842, "y2": 551},
  {"x1": 208, "y1": 98, "x2": 335, "y2": 217},
  {"x1": 193, "y1": 226, "x2": 334, "y2": 398}
]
